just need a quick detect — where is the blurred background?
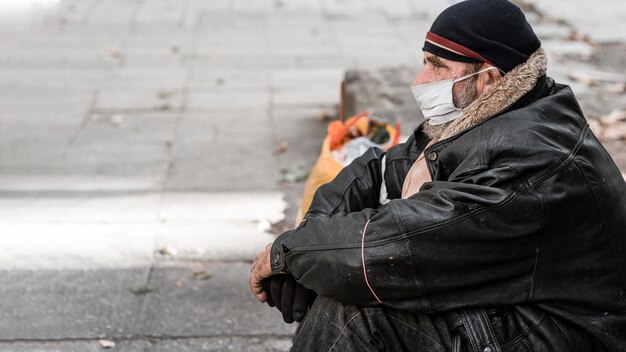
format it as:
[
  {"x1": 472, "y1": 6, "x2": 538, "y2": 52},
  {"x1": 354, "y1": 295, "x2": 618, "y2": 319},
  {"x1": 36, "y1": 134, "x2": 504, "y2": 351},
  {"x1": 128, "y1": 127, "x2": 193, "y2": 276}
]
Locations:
[{"x1": 0, "y1": 0, "x2": 624, "y2": 351}]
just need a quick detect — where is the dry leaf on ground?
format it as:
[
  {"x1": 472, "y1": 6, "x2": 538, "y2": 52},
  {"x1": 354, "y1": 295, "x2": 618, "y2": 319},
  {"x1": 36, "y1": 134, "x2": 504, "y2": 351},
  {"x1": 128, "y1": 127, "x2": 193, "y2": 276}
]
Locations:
[
  {"x1": 99, "y1": 339, "x2": 116, "y2": 349},
  {"x1": 157, "y1": 245, "x2": 178, "y2": 256},
  {"x1": 128, "y1": 285, "x2": 156, "y2": 296},
  {"x1": 274, "y1": 141, "x2": 289, "y2": 155},
  {"x1": 192, "y1": 270, "x2": 212, "y2": 281}
]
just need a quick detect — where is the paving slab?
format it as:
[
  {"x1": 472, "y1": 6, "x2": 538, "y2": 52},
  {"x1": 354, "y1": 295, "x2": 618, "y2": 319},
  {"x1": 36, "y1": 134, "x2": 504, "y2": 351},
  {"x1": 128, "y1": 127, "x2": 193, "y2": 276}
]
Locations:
[
  {"x1": 119, "y1": 29, "x2": 193, "y2": 67},
  {"x1": 271, "y1": 84, "x2": 339, "y2": 108},
  {"x1": 0, "y1": 340, "x2": 151, "y2": 352},
  {"x1": 0, "y1": 193, "x2": 161, "y2": 223},
  {"x1": 0, "y1": 174, "x2": 162, "y2": 194},
  {"x1": 0, "y1": 268, "x2": 149, "y2": 339},
  {"x1": 182, "y1": 54, "x2": 298, "y2": 71},
  {"x1": 0, "y1": 338, "x2": 291, "y2": 352},
  {"x1": 158, "y1": 192, "x2": 285, "y2": 224},
  {"x1": 155, "y1": 221, "x2": 278, "y2": 262},
  {"x1": 87, "y1": 0, "x2": 140, "y2": 26},
  {"x1": 53, "y1": 0, "x2": 99, "y2": 26},
  {"x1": 14, "y1": 29, "x2": 125, "y2": 51},
  {"x1": 351, "y1": 54, "x2": 416, "y2": 70},
  {"x1": 62, "y1": 113, "x2": 177, "y2": 182},
  {"x1": 150, "y1": 337, "x2": 292, "y2": 352},
  {"x1": 270, "y1": 68, "x2": 344, "y2": 89},
  {"x1": 267, "y1": 43, "x2": 339, "y2": 57},
  {"x1": 164, "y1": 154, "x2": 279, "y2": 192},
  {"x1": 194, "y1": 19, "x2": 256, "y2": 46},
  {"x1": 164, "y1": 112, "x2": 278, "y2": 191},
  {"x1": 542, "y1": 39, "x2": 594, "y2": 61},
  {"x1": 95, "y1": 89, "x2": 184, "y2": 112},
  {"x1": 134, "y1": 0, "x2": 188, "y2": 26},
  {"x1": 0, "y1": 4, "x2": 58, "y2": 33},
  {"x1": 0, "y1": 190, "x2": 286, "y2": 270},
  {"x1": 532, "y1": 22, "x2": 572, "y2": 40},
  {"x1": 0, "y1": 115, "x2": 81, "y2": 174},
  {"x1": 320, "y1": 0, "x2": 368, "y2": 17},
  {"x1": 0, "y1": 68, "x2": 105, "y2": 91},
  {"x1": 136, "y1": 262, "x2": 296, "y2": 337},
  {"x1": 194, "y1": 43, "x2": 268, "y2": 58},
  {"x1": 231, "y1": 0, "x2": 274, "y2": 14},
  {"x1": 531, "y1": 0, "x2": 626, "y2": 43},
  {"x1": 117, "y1": 51, "x2": 184, "y2": 70},
  {"x1": 392, "y1": 19, "x2": 437, "y2": 52},
  {"x1": 270, "y1": 107, "x2": 327, "y2": 147},
  {"x1": 269, "y1": 24, "x2": 336, "y2": 53},
  {"x1": 0, "y1": 46, "x2": 119, "y2": 70},
  {"x1": 0, "y1": 26, "x2": 126, "y2": 68},
  {"x1": 195, "y1": 17, "x2": 267, "y2": 42},
  {"x1": 375, "y1": 0, "x2": 415, "y2": 19},
  {"x1": 265, "y1": 14, "x2": 330, "y2": 31},
  {"x1": 331, "y1": 18, "x2": 407, "y2": 56},
  {"x1": 188, "y1": 69, "x2": 269, "y2": 90},
  {"x1": 0, "y1": 85, "x2": 94, "y2": 115},
  {"x1": 101, "y1": 67, "x2": 187, "y2": 90},
  {"x1": 185, "y1": 0, "x2": 232, "y2": 15},
  {"x1": 186, "y1": 89, "x2": 270, "y2": 111},
  {"x1": 69, "y1": 112, "x2": 178, "y2": 150},
  {"x1": 259, "y1": 0, "x2": 321, "y2": 14},
  {"x1": 292, "y1": 55, "x2": 352, "y2": 69},
  {"x1": 0, "y1": 222, "x2": 156, "y2": 270}
]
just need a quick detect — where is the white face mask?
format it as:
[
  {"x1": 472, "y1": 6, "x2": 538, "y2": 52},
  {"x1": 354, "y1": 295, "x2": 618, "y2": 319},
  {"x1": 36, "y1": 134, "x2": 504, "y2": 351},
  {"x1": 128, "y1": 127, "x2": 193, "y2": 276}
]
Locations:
[{"x1": 411, "y1": 66, "x2": 497, "y2": 125}]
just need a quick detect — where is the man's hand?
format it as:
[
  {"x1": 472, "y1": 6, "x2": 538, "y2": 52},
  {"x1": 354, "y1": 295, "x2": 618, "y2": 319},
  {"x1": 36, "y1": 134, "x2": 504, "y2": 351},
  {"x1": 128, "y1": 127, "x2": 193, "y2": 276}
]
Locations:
[
  {"x1": 249, "y1": 243, "x2": 276, "y2": 303},
  {"x1": 261, "y1": 275, "x2": 316, "y2": 323}
]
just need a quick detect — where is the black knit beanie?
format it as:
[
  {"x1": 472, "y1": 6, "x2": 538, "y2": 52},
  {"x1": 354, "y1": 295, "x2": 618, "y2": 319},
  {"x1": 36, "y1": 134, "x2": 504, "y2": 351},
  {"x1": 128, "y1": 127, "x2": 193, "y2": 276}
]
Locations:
[{"x1": 423, "y1": 0, "x2": 541, "y2": 73}]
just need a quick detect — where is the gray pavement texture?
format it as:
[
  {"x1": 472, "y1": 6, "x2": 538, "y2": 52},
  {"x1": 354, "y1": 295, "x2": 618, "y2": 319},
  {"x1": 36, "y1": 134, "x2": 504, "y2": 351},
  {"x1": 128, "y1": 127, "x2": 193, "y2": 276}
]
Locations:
[{"x1": 0, "y1": 0, "x2": 624, "y2": 351}]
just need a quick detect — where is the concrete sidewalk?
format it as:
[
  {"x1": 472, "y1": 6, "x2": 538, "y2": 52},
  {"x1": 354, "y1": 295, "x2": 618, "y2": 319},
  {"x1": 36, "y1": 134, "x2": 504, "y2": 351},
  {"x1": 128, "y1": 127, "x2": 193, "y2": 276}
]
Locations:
[{"x1": 0, "y1": 0, "x2": 624, "y2": 351}]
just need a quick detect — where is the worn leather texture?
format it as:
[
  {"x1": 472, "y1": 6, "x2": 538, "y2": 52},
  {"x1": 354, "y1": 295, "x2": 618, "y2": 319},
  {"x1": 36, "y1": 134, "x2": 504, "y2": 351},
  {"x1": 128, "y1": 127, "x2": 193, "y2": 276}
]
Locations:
[{"x1": 271, "y1": 75, "x2": 626, "y2": 350}]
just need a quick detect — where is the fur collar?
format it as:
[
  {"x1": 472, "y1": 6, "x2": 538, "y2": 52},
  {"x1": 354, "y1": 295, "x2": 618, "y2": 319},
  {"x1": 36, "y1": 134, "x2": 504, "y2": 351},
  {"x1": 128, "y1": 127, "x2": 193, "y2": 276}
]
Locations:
[{"x1": 437, "y1": 48, "x2": 547, "y2": 141}]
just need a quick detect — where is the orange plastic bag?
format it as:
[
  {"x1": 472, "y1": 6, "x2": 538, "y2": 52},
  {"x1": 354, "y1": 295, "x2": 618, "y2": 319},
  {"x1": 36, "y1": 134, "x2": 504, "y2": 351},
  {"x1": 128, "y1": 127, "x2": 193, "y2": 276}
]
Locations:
[{"x1": 296, "y1": 112, "x2": 400, "y2": 223}]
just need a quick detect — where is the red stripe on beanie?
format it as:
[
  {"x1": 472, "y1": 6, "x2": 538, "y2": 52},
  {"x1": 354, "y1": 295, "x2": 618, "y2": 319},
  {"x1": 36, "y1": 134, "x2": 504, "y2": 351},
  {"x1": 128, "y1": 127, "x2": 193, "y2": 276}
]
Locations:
[{"x1": 426, "y1": 32, "x2": 498, "y2": 69}]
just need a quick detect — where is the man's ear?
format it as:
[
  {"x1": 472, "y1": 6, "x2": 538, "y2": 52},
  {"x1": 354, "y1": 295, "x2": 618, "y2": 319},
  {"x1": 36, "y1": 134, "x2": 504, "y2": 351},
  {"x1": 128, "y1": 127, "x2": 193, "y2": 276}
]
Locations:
[{"x1": 476, "y1": 65, "x2": 502, "y2": 95}]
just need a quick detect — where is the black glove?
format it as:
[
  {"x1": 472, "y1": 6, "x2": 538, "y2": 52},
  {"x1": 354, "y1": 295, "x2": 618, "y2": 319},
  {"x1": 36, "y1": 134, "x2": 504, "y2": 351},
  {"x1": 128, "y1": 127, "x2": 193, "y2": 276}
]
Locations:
[{"x1": 261, "y1": 274, "x2": 316, "y2": 323}]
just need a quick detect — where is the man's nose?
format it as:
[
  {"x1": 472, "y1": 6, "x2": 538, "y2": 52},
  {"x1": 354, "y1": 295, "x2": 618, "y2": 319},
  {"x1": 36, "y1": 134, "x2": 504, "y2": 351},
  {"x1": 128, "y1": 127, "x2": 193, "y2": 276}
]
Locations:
[{"x1": 413, "y1": 67, "x2": 432, "y2": 85}]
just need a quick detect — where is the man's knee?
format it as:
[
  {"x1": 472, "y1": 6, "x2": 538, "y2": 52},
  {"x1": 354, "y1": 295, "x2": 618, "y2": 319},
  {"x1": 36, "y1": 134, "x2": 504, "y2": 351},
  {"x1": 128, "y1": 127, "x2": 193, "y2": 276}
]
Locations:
[
  {"x1": 292, "y1": 296, "x2": 373, "y2": 351},
  {"x1": 293, "y1": 296, "x2": 449, "y2": 352}
]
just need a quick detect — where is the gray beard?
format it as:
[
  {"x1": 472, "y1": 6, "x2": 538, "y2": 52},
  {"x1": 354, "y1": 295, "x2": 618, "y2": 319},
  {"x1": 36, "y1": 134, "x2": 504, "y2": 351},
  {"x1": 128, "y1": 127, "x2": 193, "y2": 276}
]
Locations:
[
  {"x1": 423, "y1": 77, "x2": 478, "y2": 141},
  {"x1": 423, "y1": 120, "x2": 453, "y2": 141}
]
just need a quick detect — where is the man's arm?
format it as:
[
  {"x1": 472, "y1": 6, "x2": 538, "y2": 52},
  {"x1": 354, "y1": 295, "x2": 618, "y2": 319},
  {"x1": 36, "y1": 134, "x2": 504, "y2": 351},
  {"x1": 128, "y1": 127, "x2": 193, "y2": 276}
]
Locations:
[
  {"x1": 270, "y1": 164, "x2": 542, "y2": 313},
  {"x1": 250, "y1": 145, "x2": 389, "y2": 307},
  {"x1": 304, "y1": 146, "x2": 386, "y2": 219}
]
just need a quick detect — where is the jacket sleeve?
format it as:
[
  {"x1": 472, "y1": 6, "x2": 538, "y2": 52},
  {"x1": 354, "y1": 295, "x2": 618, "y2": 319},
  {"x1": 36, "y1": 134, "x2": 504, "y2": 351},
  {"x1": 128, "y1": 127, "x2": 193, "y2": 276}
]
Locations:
[
  {"x1": 303, "y1": 146, "x2": 386, "y2": 219},
  {"x1": 270, "y1": 163, "x2": 543, "y2": 313}
]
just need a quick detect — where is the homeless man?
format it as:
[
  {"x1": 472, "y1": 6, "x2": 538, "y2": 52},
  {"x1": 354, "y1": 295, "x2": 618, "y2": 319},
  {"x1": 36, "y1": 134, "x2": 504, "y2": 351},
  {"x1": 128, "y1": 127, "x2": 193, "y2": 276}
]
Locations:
[{"x1": 249, "y1": 0, "x2": 626, "y2": 350}]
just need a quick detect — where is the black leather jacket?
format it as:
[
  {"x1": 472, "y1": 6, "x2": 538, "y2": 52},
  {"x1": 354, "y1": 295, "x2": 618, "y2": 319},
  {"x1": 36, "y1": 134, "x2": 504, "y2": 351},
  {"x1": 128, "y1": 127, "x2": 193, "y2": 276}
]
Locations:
[{"x1": 270, "y1": 77, "x2": 626, "y2": 351}]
